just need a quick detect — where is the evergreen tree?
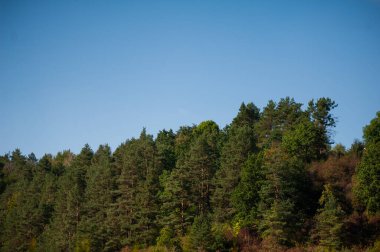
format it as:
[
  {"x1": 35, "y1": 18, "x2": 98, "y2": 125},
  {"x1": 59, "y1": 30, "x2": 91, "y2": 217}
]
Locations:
[
  {"x1": 354, "y1": 111, "x2": 380, "y2": 215},
  {"x1": 260, "y1": 199, "x2": 295, "y2": 249},
  {"x1": 174, "y1": 126, "x2": 195, "y2": 167},
  {"x1": 256, "y1": 98, "x2": 303, "y2": 148},
  {"x1": 212, "y1": 103, "x2": 259, "y2": 223},
  {"x1": 158, "y1": 121, "x2": 219, "y2": 248},
  {"x1": 1, "y1": 98, "x2": 379, "y2": 251},
  {"x1": 77, "y1": 144, "x2": 115, "y2": 251},
  {"x1": 256, "y1": 100, "x2": 277, "y2": 148},
  {"x1": 308, "y1": 98, "x2": 337, "y2": 133},
  {"x1": 231, "y1": 152, "x2": 265, "y2": 226},
  {"x1": 1, "y1": 179, "x2": 34, "y2": 251},
  {"x1": 307, "y1": 97, "x2": 338, "y2": 154},
  {"x1": 52, "y1": 150, "x2": 74, "y2": 176},
  {"x1": 156, "y1": 129, "x2": 176, "y2": 173},
  {"x1": 187, "y1": 121, "x2": 219, "y2": 215},
  {"x1": 231, "y1": 102, "x2": 260, "y2": 128},
  {"x1": 257, "y1": 147, "x2": 306, "y2": 247},
  {"x1": 115, "y1": 129, "x2": 159, "y2": 248},
  {"x1": 155, "y1": 130, "x2": 178, "y2": 248},
  {"x1": 41, "y1": 145, "x2": 93, "y2": 251},
  {"x1": 0, "y1": 150, "x2": 40, "y2": 251},
  {"x1": 159, "y1": 167, "x2": 193, "y2": 239},
  {"x1": 314, "y1": 184, "x2": 345, "y2": 250},
  {"x1": 158, "y1": 126, "x2": 195, "y2": 240},
  {"x1": 0, "y1": 151, "x2": 59, "y2": 251},
  {"x1": 189, "y1": 214, "x2": 214, "y2": 252},
  {"x1": 160, "y1": 127, "x2": 200, "y2": 240},
  {"x1": 157, "y1": 169, "x2": 183, "y2": 249},
  {"x1": 133, "y1": 142, "x2": 160, "y2": 247}
]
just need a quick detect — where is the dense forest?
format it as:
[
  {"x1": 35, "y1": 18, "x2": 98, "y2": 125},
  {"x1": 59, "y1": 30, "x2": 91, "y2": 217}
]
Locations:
[{"x1": 1, "y1": 97, "x2": 379, "y2": 252}]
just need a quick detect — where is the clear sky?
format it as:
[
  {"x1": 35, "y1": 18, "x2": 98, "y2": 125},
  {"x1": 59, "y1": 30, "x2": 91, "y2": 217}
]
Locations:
[{"x1": 1, "y1": 0, "x2": 380, "y2": 157}]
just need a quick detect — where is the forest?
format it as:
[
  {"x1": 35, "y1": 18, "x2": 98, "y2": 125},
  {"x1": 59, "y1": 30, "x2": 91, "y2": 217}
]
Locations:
[{"x1": 0, "y1": 97, "x2": 379, "y2": 252}]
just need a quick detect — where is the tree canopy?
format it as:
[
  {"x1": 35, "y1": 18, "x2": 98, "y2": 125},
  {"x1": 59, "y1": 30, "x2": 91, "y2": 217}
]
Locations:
[{"x1": 0, "y1": 98, "x2": 379, "y2": 252}]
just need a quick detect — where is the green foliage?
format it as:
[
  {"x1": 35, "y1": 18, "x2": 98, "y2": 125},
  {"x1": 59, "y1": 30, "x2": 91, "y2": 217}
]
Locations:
[
  {"x1": 75, "y1": 238, "x2": 91, "y2": 252},
  {"x1": 2, "y1": 97, "x2": 379, "y2": 251},
  {"x1": 314, "y1": 184, "x2": 345, "y2": 250},
  {"x1": 115, "y1": 130, "x2": 159, "y2": 248},
  {"x1": 158, "y1": 168, "x2": 192, "y2": 237},
  {"x1": 159, "y1": 120, "x2": 220, "y2": 246},
  {"x1": 282, "y1": 119, "x2": 326, "y2": 162},
  {"x1": 212, "y1": 103, "x2": 258, "y2": 224},
  {"x1": 40, "y1": 145, "x2": 93, "y2": 251},
  {"x1": 256, "y1": 97, "x2": 304, "y2": 147},
  {"x1": 283, "y1": 98, "x2": 338, "y2": 163},
  {"x1": 156, "y1": 129, "x2": 176, "y2": 173},
  {"x1": 348, "y1": 139, "x2": 364, "y2": 158},
  {"x1": 257, "y1": 148, "x2": 306, "y2": 247},
  {"x1": 231, "y1": 152, "x2": 264, "y2": 226},
  {"x1": 188, "y1": 214, "x2": 214, "y2": 251},
  {"x1": 194, "y1": 120, "x2": 219, "y2": 137},
  {"x1": 354, "y1": 112, "x2": 380, "y2": 215},
  {"x1": 186, "y1": 132, "x2": 219, "y2": 215},
  {"x1": 363, "y1": 111, "x2": 380, "y2": 144},
  {"x1": 307, "y1": 97, "x2": 337, "y2": 145},
  {"x1": 232, "y1": 102, "x2": 260, "y2": 127},
  {"x1": 260, "y1": 199, "x2": 295, "y2": 247},
  {"x1": 77, "y1": 144, "x2": 115, "y2": 251},
  {"x1": 331, "y1": 143, "x2": 346, "y2": 158},
  {"x1": 354, "y1": 141, "x2": 380, "y2": 214},
  {"x1": 156, "y1": 226, "x2": 180, "y2": 249},
  {"x1": 174, "y1": 126, "x2": 195, "y2": 166}
]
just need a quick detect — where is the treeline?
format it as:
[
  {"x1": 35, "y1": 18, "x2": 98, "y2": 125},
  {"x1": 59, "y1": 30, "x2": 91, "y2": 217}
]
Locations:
[{"x1": 0, "y1": 97, "x2": 379, "y2": 252}]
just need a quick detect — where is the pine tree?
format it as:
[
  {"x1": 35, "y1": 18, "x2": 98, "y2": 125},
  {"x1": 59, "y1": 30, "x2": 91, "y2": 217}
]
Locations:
[
  {"x1": 115, "y1": 129, "x2": 159, "y2": 248},
  {"x1": 158, "y1": 121, "x2": 219, "y2": 249},
  {"x1": 159, "y1": 167, "x2": 194, "y2": 239},
  {"x1": 158, "y1": 126, "x2": 196, "y2": 239},
  {"x1": 307, "y1": 97, "x2": 338, "y2": 155},
  {"x1": 1, "y1": 98, "x2": 378, "y2": 251},
  {"x1": 314, "y1": 184, "x2": 345, "y2": 250},
  {"x1": 77, "y1": 144, "x2": 115, "y2": 251},
  {"x1": 187, "y1": 121, "x2": 219, "y2": 215},
  {"x1": 231, "y1": 152, "x2": 264, "y2": 226},
  {"x1": 189, "y1": 214, "x2": 214, "y2": 252},
  {"x1": 212, "y1": 103, "x2": 259, "y2": 223},
  {"x1": 156, "y1": 129, "x2": 176, "y2": 173},
  {"x1": 114, "y1": 138, "x2": 142, "y2": 247},
  {"x1": 0, "y1": 150, "x2": 43, "y2": 251},
  {"x1": 41, "y1": 145, "x2": 93, "y2": 251},
  {"x1": 155, "y1": 129, "x2": 179, "y2": 248},
  {"x1": 354, "y1": 111, "x2": 380, "y2": 215},
  {"x1": 256, "y1": 98, "x2": 304, "y2": 148},
  {"x1": 257, "y1": 147, "x2": 306, "y2": 247}
]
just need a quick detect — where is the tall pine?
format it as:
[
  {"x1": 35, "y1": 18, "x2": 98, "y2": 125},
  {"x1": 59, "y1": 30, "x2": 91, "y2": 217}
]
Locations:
[{"x1": 212, "y1": 103, "x2": 259, "y2": 223}]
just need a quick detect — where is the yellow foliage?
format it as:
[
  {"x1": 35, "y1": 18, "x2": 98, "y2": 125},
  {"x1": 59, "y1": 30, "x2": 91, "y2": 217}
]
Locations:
[
  {"x1": 180, "y1": 235, "x2": 191, "y2": 252},
  {"x1": 29, "y1": 237, "x2": 37, "y2": 252},
  {"x1": 7, "y1": 192, "x2": 20, "y2": 211},
  {"x1": 232, "y1": 220, "x2": 241, "y2": 238},
  {"x1": 75, "y1": 238, "x2": 90, "y2": 252}
]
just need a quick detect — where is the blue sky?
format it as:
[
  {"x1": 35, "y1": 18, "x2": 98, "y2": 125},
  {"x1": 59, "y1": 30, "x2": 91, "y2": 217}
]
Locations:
[{"x1": 1, "y1": 0, "x2": 380, "y2": 157}]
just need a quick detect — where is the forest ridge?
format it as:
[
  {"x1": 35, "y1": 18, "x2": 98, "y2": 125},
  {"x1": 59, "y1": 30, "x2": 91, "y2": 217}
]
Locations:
[{"x1": 1, "y1": 97, "x2": 379, "y2": 252}]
